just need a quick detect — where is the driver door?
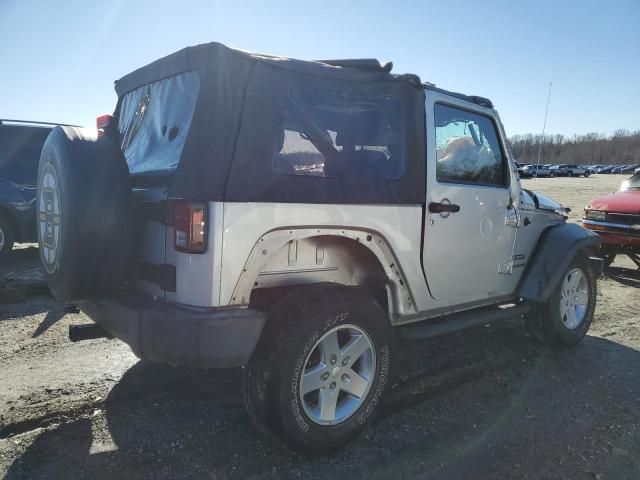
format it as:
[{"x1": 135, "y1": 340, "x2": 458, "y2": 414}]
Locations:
[{"x1": 422, "y1": 93, "x2": 518, "y2": 305}]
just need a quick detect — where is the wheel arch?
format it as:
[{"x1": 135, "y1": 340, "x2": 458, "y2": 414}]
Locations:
[
  {"x1": 229, "y1": 227, "x2": 416, "y2": 317},
  {"x1": 517, "y1": 222, "x2": 603, "y2": 303}
]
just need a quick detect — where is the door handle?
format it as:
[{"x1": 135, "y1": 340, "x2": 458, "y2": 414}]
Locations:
[{"x1": 429, "y1": 200, "x2": 461, "y2": 214}]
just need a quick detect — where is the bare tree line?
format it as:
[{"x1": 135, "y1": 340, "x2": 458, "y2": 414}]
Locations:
[{"x1": 508, "y1": 129, "x2": 640, "y2": 166}]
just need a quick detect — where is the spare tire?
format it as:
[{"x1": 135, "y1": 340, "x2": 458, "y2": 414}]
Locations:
[{"x1": 37, "y1": 126, "x2": 133, "y2": 303}]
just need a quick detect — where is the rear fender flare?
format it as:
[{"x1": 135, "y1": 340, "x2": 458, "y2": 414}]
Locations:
[{"x1": 228, "y1": 227, "x2": 416, "y2": 315}]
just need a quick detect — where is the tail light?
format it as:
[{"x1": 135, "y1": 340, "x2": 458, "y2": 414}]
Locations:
[
  {"x1": 172, "y1": 200, "x2": 207, "y2": 253},
  {"x1": 96, "y1": 114, "x2": 115, "y2": 138}
]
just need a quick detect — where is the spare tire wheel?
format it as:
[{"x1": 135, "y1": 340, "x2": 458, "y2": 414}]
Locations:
[{"x1": 37, "y1": 126, "x2": 133, "y2": 303}]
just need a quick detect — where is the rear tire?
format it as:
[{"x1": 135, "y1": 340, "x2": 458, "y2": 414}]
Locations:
[
  {"x1": 244, "y1": 284, "x2": 393, "y2": 454},
  {"x1": 567, "y1": 171, "x2": 574, "y2": 177},
  {"x1": 525, "y1": 253, "x2": 596, "y2": 347},
  {"x1": 0, "y1": 214, "x2": 15, "y2": 260}
]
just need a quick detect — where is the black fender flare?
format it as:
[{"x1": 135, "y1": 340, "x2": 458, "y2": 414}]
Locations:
[{"x1": 517, "y1": 223, "x2": 602, "y2": 303}]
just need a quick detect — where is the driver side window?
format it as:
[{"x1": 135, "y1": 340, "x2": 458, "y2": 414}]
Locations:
[{"x1": 434, "y1": 103, "x2": 507, "y2": 186}]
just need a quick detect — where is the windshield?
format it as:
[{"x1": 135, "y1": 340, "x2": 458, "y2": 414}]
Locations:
[{"x1": 118, "y1": 71, "x2": 200, "y2": 174}]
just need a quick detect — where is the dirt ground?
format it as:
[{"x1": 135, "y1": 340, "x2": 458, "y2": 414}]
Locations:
[{"x1": 1, "y1": 175, "x2": 639, "y2": 480}]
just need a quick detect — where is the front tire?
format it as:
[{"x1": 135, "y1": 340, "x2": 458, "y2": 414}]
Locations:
[
  {"x1": 244, "y1": 284, "x2": 393, "y2": 453},
  {"x1": 525, "y1": 254, "x2": 596, "y2": 347}
]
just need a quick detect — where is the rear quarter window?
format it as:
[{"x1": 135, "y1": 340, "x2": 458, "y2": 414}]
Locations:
[
  {"x1": 118, "y1": 71, "x2": 200, "y2": 174},
  {"x1": 272, "y1": 90, "x2": 405, "y2": 180}
]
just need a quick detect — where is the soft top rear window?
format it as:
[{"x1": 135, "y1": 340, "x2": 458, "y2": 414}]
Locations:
[{"x1": 118, "y1": 71, "x2": 199, "y2": 174}]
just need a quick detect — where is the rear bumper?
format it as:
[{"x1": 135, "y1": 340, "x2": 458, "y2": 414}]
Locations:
[{"x1": 80, "y1": 293, "x2": 266, "y2": 368}]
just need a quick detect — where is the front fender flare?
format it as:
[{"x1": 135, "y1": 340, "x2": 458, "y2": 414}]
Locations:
[{"x1": 517, "y1": 223, "x2": 601, "y2": 303}]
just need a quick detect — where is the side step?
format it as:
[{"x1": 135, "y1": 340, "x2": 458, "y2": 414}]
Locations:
[
  {"x1": 400, "y1": 303, "x2": 530, "y2": 340},
  {"x1": 69, "y1": 324, "x2": 114, "y2": 342}
]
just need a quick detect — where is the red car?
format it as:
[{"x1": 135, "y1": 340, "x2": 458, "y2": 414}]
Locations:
[{"x1": 583, "y1": 171, "x2": 640, "y2": 268}]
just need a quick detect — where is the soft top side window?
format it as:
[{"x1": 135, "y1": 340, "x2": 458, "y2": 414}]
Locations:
[
  {"x1": 272, "y1": 90, "x2": 405, "y2": 180},
  {"x1": 434, "y1": 103, "x2": 507, "y2": 187},
  {"x1": 118, "y1": 71, "x2": 200, "y2": 175}
]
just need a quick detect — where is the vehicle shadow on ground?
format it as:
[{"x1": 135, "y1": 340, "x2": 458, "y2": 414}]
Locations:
[
  {"x1": 30, "y1": 308, "x2": 66, "y2": 337},
  {"x1": 6, "y1": 325, "x2": 640, "y2": 480},
  {"x1": 605, "y1": 266, "x2": 640, "y2": 289},
  {"x1": 0, "y1": 245, "x2": 39, "y2": 278},
  {"x1": 0, "y1": 294, "x2": 56, "y2": 321}
]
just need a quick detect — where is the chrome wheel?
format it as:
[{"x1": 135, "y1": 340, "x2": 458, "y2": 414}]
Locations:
[
  {"x1": 38, "y1": 164, "x2": 62, "y2": 273},
  {"x1": 299, "y1": 324, "x2": 376, "y2": 426},
  {"x1": 560, "y1": 268, "x2": 589, "y2": 329},
  {"x1": 0, "y1": 225, "x2": 5, "y2": 252}
]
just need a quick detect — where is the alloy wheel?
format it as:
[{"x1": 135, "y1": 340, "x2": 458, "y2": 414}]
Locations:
[
  {"x1": 560, "y1": 268, "x2": 589, "y2": 329},
  {"x1": 299, "y1": 324, "x2": 376, "y2": 425}
]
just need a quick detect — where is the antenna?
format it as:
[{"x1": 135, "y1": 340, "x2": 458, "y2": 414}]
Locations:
[{"x1": 535, "y1": 82, "x2": 553, "y2": 172}]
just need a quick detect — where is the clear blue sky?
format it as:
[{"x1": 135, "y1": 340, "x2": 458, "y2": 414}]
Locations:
[{"x1": 1, "y1": 0, "x2": 638, "y2": 137}]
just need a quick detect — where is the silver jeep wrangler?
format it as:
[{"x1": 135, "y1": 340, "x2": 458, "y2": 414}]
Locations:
[{"x1": 36, "y1": 42, "x2": 602, "y2": 453}]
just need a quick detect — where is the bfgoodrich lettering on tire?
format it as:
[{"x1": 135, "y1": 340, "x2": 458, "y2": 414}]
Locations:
[{"x1": 244, "y1": 284, "x2": 393, "y2": 453}]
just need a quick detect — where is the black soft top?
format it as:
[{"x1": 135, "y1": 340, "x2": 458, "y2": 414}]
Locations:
[{"x1": 114, "y1": 42, "x2": 426, "y2": 204}]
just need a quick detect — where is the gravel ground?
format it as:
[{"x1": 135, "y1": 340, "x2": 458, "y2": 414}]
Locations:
[{"x1": 1, "y1": 175, "x2": 639, "y2": 480}]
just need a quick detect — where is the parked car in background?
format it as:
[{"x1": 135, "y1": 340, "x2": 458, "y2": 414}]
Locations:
[
  {"x1": 521, "y1": 164, "x2": 554, "y2": 177},
  {"x1": 618, "y1": 164, "x2": 640, "y2": 174},
  {"x1": 557, "y1": 164, "x2": 591, "y2": 177},
  {"x1": 611, "y1": 165, "x2": 636, "y2": 174},
  {"x1": 0, "y1": 119, "x2": 61, "y2": 258},
  {"x1": 548, "y1": 165, "x2": 561, "y2": 175},
  {"x1": 516, "y1": 162, "x2": 530, "y2": 177},
  {"x1": 597, "y1": 165, "x2": 621, "y2": 174},
  {"x1": 583, "y1": 170, "x2": 640, "y2": 268}
]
